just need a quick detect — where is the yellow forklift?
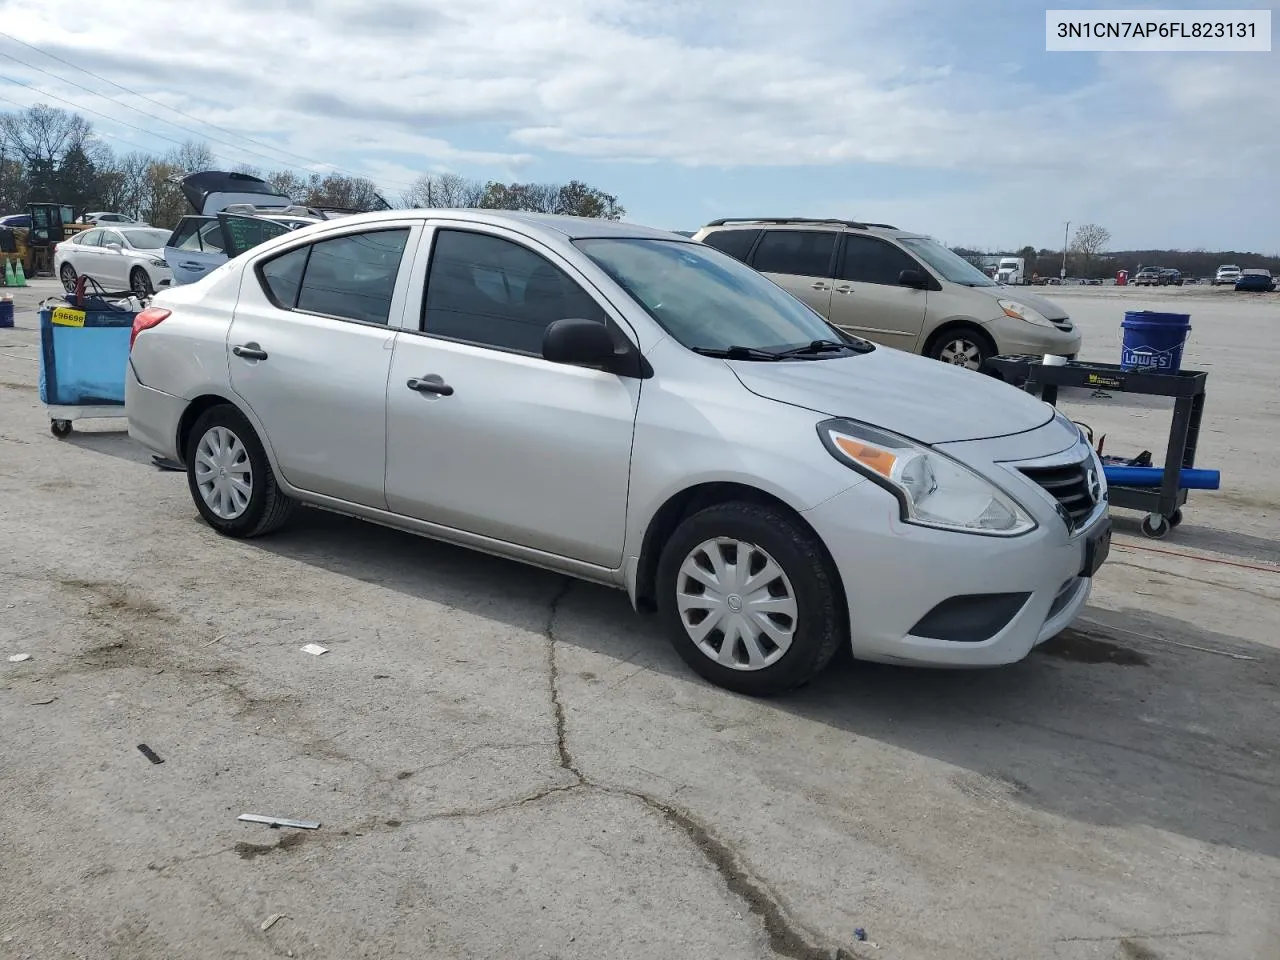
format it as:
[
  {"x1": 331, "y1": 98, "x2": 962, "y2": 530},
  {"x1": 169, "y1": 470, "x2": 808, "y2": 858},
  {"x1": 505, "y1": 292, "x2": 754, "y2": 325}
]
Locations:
[{"x1": 21, "y1": 202, "x2": 90, "y2": 276}]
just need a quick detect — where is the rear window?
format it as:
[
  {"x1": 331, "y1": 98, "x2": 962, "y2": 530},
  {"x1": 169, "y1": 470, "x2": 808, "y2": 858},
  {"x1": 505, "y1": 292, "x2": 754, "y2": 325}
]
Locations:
[{"x1": 700, "y1": 228, "x2": 761, "y2": 263}]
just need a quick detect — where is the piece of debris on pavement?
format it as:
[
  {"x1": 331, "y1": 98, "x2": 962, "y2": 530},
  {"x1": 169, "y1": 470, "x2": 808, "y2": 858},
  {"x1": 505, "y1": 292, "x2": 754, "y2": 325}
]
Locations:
[
  {"x1": 30, "y1": 696, "x2": 57, "y2": 705},
  {"x1": 300, "y1": 643, "x2": 329, "y2": 656},
  {"x1": 854, "y1": 928, "x2": 867, "y2": 941},
  {"x1": 238, "y1": 813, "x2": 321, "y2": 830},
  {"x1": 261, "y1": 913, "x2": 285, "y2": 931},
  {"x1": 8, "y1": 653, "x2": 32, "y2": 662},
  {"x1": 137, "y1": 744, "x2": 164, "y2": 764}
]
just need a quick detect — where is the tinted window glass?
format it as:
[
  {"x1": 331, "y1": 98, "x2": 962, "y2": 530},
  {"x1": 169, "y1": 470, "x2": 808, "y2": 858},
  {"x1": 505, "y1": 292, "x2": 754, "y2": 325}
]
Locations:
[
  {"x1": 296, "y1": 229, "x2": 410, "y2": 325},
  {"x1": 197, "y1": 220, "x2": 226, "y2": 254},
  {"x1": 751, "y1": 231, "x2": 836, "y2": 277},
  {"x1": 700, "y1": 228, "x2": 761, "y2": 263},
  {"x1": 838, "y1": 236, "x2": 921, "y2": 285},
  {"x1": 423, "y1": 229, "x2": 608, "y2": 353},
  {"x1": 168, "y1": 219, "x2": 203, "y2": 251},
  {"x1": 260, "y1": 246, "x2": 310, "y2": 308}
]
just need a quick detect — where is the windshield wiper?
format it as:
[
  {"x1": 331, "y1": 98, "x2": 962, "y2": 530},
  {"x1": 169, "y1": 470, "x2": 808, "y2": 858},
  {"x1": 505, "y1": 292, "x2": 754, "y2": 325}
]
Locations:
[
  {"x1": 691, "y1": 345, "x2": 784, "y2": 361},
  {"x1": 772, "y1": 338, "x2": 870, "y2": 358}
]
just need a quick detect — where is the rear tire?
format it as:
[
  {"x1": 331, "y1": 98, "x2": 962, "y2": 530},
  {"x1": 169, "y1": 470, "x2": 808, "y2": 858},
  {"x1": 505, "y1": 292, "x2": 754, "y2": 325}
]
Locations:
[
  {"x1": 926, "y1": 326, "x2": 996, "y2": 372},
  {"x1": 59, "y1": 263, "x2": 77, "y2": 293},
  {"x1": 184, "y1": 404, "x2": 295, "y2": 538},
  {"x1": 656, "y1": 501, "x2": 844, "y2": 696}
]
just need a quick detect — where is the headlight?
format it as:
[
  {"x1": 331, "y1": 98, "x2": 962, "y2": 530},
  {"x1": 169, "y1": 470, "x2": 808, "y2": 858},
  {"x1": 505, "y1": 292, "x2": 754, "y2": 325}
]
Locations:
[
  {"x1": 817, "y1": 419, "x2": 1037, "y2": 537},
  {"x1": 997, "y1": 298, "x2": 1054, "y2": 327}
]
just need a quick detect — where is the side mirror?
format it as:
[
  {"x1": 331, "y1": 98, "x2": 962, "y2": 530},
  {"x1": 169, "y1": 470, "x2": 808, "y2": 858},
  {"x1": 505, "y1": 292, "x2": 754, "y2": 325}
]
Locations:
[
  {"x1": 542, "y1": 318, "x2": 617, "y2": 368},
  {"x1": 898, "y1": 268, "x2": 929, "y2": 290},
  {"x1": 106, "y1": 242, "x2": 123, "y2": 252}
]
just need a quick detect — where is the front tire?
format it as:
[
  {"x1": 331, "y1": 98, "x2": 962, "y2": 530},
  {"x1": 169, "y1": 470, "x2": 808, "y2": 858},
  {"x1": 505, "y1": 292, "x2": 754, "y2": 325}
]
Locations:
[
  {"x1": 926, "y1": 326, "x2": 995, "y2": 372},
  {"x1": 130, "y1": 267, "x2": 154, "y2": 297},
  {"x1": 656, "y1": 502, "x2": 844, "y2": 696},
  {"x1": 185, "y1": 405, "x2": 295, "y2": 538}
]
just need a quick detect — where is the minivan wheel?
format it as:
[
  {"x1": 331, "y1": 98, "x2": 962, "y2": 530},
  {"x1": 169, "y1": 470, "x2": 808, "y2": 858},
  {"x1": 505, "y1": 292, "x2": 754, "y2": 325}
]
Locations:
[
  {"x1": 656, "y1": 502, "x2": 844, "y2": 696},
  {"x1": 927, "y1": 328, "x2": 994, "y2": 372},
  {"x1": 185, "y1": 405, "x2": 295, "y2": 538}
]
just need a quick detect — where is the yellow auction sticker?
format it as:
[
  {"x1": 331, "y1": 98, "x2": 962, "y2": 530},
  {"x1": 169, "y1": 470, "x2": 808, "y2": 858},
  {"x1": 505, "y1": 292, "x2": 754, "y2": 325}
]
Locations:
[{"x1": 51, "y1": 307, "x2": 86, "y2": 327}]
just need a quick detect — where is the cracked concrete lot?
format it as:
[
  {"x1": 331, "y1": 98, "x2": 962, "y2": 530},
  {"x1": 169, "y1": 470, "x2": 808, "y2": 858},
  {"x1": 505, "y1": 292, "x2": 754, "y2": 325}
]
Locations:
[{"x1": 1, "y1": 279, "x2": 1278, "y2": 959}]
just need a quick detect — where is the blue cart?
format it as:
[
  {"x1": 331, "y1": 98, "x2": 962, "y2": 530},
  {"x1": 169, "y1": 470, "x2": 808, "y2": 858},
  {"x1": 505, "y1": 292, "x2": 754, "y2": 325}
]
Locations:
[{"x1": 38, "y1": 294, "x2": 139, "y2": 438}]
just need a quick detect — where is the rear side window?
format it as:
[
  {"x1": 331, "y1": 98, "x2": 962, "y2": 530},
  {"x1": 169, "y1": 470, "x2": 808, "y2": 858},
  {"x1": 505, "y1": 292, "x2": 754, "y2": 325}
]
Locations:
[
  {"x1": 838, "y1": 235, "x2": 921, "y2": 286},
  {"x1": 283, "y1": 229, "x2": 411, "y2": 325},
  {"x1": 197, "y1": 221, "x2": 227, "y2": 254},
  {"x1": 700, "y1": 228, "x2": 761, "y2": 262},
  {"x1": 423, "y1": 229, "x2": 609, "y2": 354},
  {"x1": 168, "y1": 219, "x2": 203, "y2": 251},
  {"x1": 78, "y1": 229, "x2": 103, "y2": 247},
  {"x1": 751, "y1": 230, "x2": 836, "y2": 277},
  {"x1": 260, "y1": 246, "x2": 310, "y2": 307}
]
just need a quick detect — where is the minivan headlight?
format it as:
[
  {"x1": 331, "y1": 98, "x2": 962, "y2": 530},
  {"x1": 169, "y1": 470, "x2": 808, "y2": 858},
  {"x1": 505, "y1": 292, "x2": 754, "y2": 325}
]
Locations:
[
  {"x1": 817, "y1": 419, "x2": 1037, "y2": 536},
  {"x1": 998, "y1": 298, "x2": 1053, "y2": 327}
]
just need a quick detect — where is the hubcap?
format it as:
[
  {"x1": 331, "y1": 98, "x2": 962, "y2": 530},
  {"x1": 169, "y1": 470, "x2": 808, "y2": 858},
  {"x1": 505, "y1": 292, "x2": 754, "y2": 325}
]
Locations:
[
  {"x1": 61, "y1": 266, "x2": 75, "y2": 292},
  {"x1": 675, "y1": 537, "x2": 798, "y2": 671},
  {"x1": 132, "y1": 272, "x2": 149, "y2": 295},
  {"x1": 938, "y1": 338, "x2": 982, "y2": 370},
  {"x1": 194, "y1": 426, "x2": 252, "y2": 520}
]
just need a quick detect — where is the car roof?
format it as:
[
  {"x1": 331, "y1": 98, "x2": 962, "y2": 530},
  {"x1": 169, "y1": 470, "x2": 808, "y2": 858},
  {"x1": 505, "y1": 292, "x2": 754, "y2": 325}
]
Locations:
[{"x1": 281, "y1": 209, "x2": 686, "y2": 244}]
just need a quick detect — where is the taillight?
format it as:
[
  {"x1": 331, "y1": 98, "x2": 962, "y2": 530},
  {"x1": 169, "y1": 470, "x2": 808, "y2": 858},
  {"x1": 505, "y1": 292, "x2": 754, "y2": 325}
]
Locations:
[{"x1": 130, "y1": 308, "x2": 171, "y2": 350}]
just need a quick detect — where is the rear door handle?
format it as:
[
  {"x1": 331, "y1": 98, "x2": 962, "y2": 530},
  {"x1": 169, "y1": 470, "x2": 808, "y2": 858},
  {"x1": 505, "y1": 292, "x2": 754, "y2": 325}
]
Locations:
[
  {"x1": 810, "y1": 281, "x2": 829, "y2": 290},
  {"x1": 407, "y1": 375, "x2": 453, "y2": 397},
  {"x1": 232, "y1": 343, "x2": 268, "y2": 361},
  {"x1": 834, "y1": 285, "x2": 854, "y2": 294}
]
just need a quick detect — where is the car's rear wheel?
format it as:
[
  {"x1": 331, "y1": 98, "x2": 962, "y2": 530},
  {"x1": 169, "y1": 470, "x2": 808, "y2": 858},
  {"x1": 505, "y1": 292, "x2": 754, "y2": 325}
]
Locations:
[
  {"x1": 926, "y1": 326, "x2": 995, "y2": 372},
  {"x1": 59, "y1": 263, "x2": 76, "y2": 292},
  {"x1": 656, "y1": 501, "x2": 844, "y2": 696},
  {"x1": 185, "y1": 405, "x2": 295, "y2": 538},
  {"x1": 130, "y1": 267, "x2": 153, "y2": 297}
]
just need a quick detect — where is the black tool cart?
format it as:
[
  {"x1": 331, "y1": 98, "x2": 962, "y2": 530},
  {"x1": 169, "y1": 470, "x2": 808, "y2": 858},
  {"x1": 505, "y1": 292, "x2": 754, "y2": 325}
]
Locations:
[{"x1": 984, "y1": 356, "x2": 1208, "y2": 539}]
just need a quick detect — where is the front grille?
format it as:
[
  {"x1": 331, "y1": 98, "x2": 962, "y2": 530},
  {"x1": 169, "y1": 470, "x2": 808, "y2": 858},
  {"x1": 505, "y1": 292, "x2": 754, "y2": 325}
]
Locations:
[{"x1": 1020, "y1": 460, "x2": 1095, "y2": 529}]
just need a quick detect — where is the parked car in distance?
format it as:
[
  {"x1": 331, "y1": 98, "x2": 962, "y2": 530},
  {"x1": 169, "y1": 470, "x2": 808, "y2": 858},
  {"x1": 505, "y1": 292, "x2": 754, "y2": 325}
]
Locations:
[
  {"x1": 0, "y1": 213, "x2": 31, "y2": 229},
  {"x1": 1214, "y1": 265, "x2": 1242, "y2": 285},
  {"x1": 165, "y1": 210, "x2": 322, "y2": 285},
  {"x1": 1234, "y1": 268, "x2": 1276, "y2": 292},
  {"x1": 126, "y1": 209, "x2": 1112, "y2": 695},
  {"x1": 79, "y1": 211, "x2": 146, "y2": 226},
  {"x1": 54, "y1": 225, "x2": 174, "y2": 295},
  {"x1": 1159, "y1": 268, "x2": 1183, "y2": 286},
  {"x1": 1132, "y1": 267, "x2": 1162, "y2": 287},
  {"x1": 692, "y1": 218, "x2": 1080, "y2": 371}
]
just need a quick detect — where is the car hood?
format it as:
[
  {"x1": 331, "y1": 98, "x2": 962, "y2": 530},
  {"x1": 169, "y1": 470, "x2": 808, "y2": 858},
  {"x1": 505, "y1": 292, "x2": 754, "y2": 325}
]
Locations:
[{"x1": 729, "y1": 347, "x2": 1054, "y2": 444}]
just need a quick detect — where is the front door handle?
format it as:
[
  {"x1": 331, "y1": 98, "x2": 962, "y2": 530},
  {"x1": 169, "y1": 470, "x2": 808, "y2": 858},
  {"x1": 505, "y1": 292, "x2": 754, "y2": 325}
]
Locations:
[
  {"x1": 407, "y1": 375, "x2": 453, "y2": 397},
  {"x1": 232, "y1": 343, "x2": 268, "y2": 361},
  {"x1": 810, "y1": 281, "x2": 829, "y2": 290},
  {"x1": 180, "y1": 262, "x2": 207, "y2": 270}
]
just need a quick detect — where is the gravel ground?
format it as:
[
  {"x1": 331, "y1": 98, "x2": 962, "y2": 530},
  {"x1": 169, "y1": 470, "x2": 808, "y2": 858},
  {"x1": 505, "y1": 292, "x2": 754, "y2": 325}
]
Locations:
[{"x1": 1, "y1": 277, "x2": 1277, "y2": 960}]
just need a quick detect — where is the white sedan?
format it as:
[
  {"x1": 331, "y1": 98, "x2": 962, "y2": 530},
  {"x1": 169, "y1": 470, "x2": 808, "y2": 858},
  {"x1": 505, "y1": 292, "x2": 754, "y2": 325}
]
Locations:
[{"x1": 54, "y1": 225, "x2": 174, "y2": 296}]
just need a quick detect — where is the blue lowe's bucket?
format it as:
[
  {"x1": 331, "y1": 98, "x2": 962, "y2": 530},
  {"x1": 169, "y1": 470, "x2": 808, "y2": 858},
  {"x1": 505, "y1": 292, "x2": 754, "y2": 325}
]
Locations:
[{"x1": 1120, "y1": 310, "x2": 1191, "y2": 373}]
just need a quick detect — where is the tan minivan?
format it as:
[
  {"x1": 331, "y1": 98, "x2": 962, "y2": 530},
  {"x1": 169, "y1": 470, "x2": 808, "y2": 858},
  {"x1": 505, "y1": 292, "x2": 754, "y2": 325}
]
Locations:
[{"x1": 692, "y1": 218, "x2": 1081, "y2": 370}]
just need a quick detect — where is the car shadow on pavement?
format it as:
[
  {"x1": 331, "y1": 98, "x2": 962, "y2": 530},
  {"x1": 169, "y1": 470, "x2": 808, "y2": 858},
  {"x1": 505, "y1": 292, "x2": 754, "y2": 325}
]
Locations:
[
  {"x1": 1108, "y1": 513, "x2": 1280, "y2": 564},
  {"x1": 61, "y1": 426, "x2": 154, "y2": 466},
  {"x1": 252, "y1": 507, "x2": 1280, "y2": 863}
]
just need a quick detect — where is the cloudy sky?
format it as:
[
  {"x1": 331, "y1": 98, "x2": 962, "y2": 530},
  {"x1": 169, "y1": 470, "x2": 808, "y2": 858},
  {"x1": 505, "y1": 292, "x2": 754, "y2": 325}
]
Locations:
[{"x1": 1, "y1": 0, "x2": 1276, "y2": 251}]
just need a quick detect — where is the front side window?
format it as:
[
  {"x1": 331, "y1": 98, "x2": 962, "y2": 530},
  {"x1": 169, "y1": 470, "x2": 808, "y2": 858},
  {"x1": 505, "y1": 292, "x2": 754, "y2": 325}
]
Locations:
[
  {"x1": 291, "y1": 228, "x2": 411, "y2": 325},
  {"x1": 423, "y1": 229, "x2": 609, "y2": 353},
  {"x1": 576, "y1": 237, "x2": 864, "y2": 355},
  {"x1": 122, "y1": 229, "x2": 171, "y2": 250},
  {"x1": 101, "y1": 230, "x2": 124, "y2": 248},
  {"x1": 750, "y1": 230, "x2": 837, "y2": 277},
  {"x1": 838, "y1": 235, "x2": 922, "y2": 286}
]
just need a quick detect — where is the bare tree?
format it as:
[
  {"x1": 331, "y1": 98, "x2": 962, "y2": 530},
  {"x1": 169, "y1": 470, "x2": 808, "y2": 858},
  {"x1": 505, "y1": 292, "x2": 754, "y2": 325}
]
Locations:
[
  {"x1": 403, "y1": 172, "x2": 484, "y2": 208},
  {"x1": 97, "y1": 151, "x2": 152, "y2": 220},
  {"x1": 1071, "y1": 223, "x2": 1111, "y2": 273},
  {"x1": 163, "y1": 140, "x2": 216, "y2": 175},
  {"x1": 0, "y1": 104, "x2": 96, "y2": 199},
  {"x1": 265, "y1": 170, "x2": 308, "y2": 201}
]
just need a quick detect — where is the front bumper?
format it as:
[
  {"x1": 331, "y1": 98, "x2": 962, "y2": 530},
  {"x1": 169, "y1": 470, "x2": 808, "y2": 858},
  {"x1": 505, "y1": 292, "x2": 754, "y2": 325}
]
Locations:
[
  {"x1": 986, "y1": 317, "x2": 1082, "y2": 358},
  {"x1": 802, "y1": 434, "x2": 1108, "y2": 668}
]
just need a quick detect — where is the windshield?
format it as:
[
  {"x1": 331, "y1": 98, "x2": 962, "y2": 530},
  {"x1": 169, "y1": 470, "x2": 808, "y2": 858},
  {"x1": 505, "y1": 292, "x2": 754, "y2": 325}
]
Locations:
[
  {"x1": 575, "y1": 237, "x2": 863, "y2": 354},
  {"x1": 898, "y1": 237, "x2": 997, "y2": 286},
  {"x1": 122, "y1": 228, "x2": 171, "y2": 249}
]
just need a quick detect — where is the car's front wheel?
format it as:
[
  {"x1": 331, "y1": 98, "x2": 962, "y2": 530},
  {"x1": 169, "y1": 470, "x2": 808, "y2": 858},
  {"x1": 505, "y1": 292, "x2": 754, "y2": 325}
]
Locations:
[
  {"x1": 130, "y1": 267, "x2": 154, "y2": 297},
  {"x1": 185, "y1": 405, "x2": 295, "y2": 538},
  {"x1": 656, "y1": 501, "x2": 844, "y2": 696},
  {"x1": 926, "y1": 326, "x2": 995, "y2": 372}
]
